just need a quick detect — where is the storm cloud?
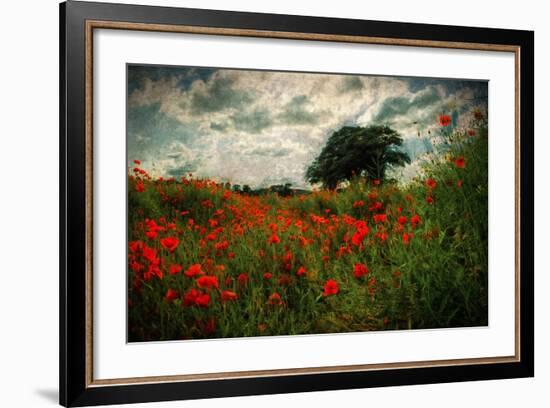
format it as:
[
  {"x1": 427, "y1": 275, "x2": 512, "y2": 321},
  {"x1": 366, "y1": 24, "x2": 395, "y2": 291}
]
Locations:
[
  {"x1": 190, "y1": 76, "x2": 254, "y2": 114},
  {"x1": 278, "y1": 95, "x2": 324, "y2": 125}
]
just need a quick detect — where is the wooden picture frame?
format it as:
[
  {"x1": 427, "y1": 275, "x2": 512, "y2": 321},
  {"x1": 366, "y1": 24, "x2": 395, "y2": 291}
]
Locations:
[{"x1": 60, "y1": 1, "x2": 534, "y2": 406}]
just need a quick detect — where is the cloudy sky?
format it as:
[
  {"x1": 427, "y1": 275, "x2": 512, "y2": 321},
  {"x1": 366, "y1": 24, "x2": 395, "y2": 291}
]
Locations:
[{"x1": 127, "y1": 64, "x2": 487, "y2": 189}]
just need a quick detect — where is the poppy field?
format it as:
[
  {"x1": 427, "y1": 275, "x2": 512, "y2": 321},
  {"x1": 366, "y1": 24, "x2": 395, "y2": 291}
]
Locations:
[{"x1": 127, "y1": 113, "x2": 488, "y2": 342}]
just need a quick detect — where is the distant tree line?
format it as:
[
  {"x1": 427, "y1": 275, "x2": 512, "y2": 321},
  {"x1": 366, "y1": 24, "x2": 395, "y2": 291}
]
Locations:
[{"x1": 230, "y1": 182, "x2": 305, "y2": 197}]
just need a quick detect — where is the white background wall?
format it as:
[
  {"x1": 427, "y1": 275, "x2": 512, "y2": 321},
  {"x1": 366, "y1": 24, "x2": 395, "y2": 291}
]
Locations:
[{"x1": 0, "y1": 0, "x2": 545, "y2": 407}]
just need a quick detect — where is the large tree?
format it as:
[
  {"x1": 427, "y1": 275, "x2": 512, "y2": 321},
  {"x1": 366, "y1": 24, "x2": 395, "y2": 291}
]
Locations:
[{"x1": 305, "y1": 125, "x2": 410, "y2": 189}]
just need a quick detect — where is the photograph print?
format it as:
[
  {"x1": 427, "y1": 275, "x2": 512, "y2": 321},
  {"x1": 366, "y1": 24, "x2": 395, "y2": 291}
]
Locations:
[{"x1": 126, "y1": 64, "x2": 488, "y2": 342}]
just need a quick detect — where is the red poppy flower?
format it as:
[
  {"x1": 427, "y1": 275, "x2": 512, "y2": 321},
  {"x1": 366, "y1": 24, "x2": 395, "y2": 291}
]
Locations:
[
  {"x1": 133, "y1": 159, "x2": 141, "y2": 165},
  {"x1": 160, "y1": 236, "x2": 179, "y2": 252},
  {"x1": 402, "y1": 232, "x2": 413, "y2": 245},
  {"x1": 184, "y1": 264, "x2": 204, "y2": 278},
  {"x1": 438, "y1": 114, "x2": 452, "y2": 126},
  {"x1": 467, "y1": 129, "x2": 476, "y2": 136},
  {"x1": 215, "y1": 240, "x2": 230, "y2": 251},
  {"x1": 135, "y1": 181, "x2": 145, "y2": 193},
  {"x1": 130, "y1": 261, "x2": 143, "y2": 273},
  {"x1": 397, "y1": 216, "x2": 408, "y2": 225},
  {"x1": 457, "y1": 180, "x2": 463, "y2": 188},
  {"x1": 368, "y1": 191, "x2": 378, "y2": 200},
  {"x1": 353, "y1": 200, "x2": 364, "y2": 208},
  {"x1": 129, "y1": 240, "x2": 143, "y2": 253},
  {"x1": 351, "y1": 230, "x2": 367, "y2": 246},
  {"x1": 296, "y1": 266, "x2": 306, "y2": 277},
  {"x1": 142, "y1": 246, "x2": 157, "y2": 262},
  {"x1": 426, "y1": 196, "x2": 434, "y2": 204},
  {"x1": 426, "y1": 178, "x2": 437, "y2": 189},
  {"x1": 353, "y1": 263, "x2": 368, "y2": 279},
  {"x1": 146, "y1": 219, "x2": 163, "y2": 233},
  {"x1": 375, "y1": 232, "x2": 388, "y2": 243},
  {"x1": 183, "y1": 289, "x2": 199, "y2": 306},
  {"x1": 145, "y1": 230, "x2": 158, "y2": 240},
  {"x1": 195, "y1": 293, "x2": 210, "y2": 308},
  {"x1": 411, "y1": 214, "x2": 421, "y2": 227},
  {"x1": 221, "y1": 290, "x2": 238, "y2": 302},
  {"x1": 267, "y1": 292, "x2": 283, "y2": 306},
  {"x1": 282, "y1": 251, "x2": 293, "y2": 263},
  {"x1": 165, "y1": 288, "x2": 179, "y2": 303},
  {"x1": 169, "y1": 264, "x2": 182, "y2": 275},
  {"x1": 355, "y1": 220, "x2": 368, "y2": 231},
  {"x1": 263, "y1": 272, "x2": 272, "y2": 280},
  {"x1": 373, "y1": 213, "x2": 387, "y2": 224},
  {"x1": 369, "y1": 201, "x2": 383, "y2": 211},
  {"x1": 267, "y1": 233, "x2": 281, "y2": 244},
  {"x1": 323, "y1": 279, "x2": 339, "y2": 297},
  {"x1": 454, "y1": 156, "x2": 466, "y2": 168},
  {"x1": 373, "y1": 179, "x2": 381, "y2": 185},
  {"x1": 146, "y1": 263, "x2": 163, "y2": 280},
  {"x1": 196, "y1": 275, "x2": 219, "y2": 289}
]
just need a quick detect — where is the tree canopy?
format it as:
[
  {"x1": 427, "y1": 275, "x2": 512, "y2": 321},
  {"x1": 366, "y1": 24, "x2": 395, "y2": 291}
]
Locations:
[{"x1": 305, "y1": 125, "x2": 410, "y2": 189}]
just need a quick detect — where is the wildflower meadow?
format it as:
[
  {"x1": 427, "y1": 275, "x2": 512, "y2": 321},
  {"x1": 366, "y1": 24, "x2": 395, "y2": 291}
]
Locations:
[{"x1": 127, "y1": 111, "x2": 488, "y2": 342}]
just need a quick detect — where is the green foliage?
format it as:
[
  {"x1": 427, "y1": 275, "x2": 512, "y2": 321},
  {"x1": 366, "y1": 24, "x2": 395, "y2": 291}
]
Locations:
[{"x1": 305, "y1": 125, "x2": 411, "y2": 189}]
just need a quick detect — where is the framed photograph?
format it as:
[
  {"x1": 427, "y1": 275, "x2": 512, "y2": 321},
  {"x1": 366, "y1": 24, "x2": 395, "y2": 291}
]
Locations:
[{"x1": 60, "y1": 1, "x2": 534, "y2": 406}]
